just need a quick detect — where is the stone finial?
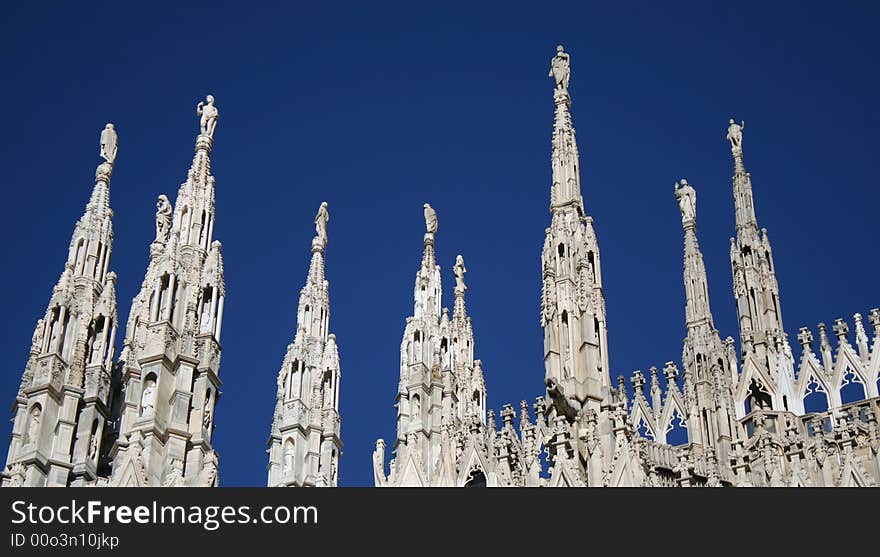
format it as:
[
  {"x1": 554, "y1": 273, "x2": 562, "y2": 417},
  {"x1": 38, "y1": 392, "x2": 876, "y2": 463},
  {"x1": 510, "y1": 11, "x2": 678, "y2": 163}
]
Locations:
[
  {"x1": 797, "y1": 327, "x2": 813, "y2": 349},
  {"x1": 868, "y1": 308, "x2": 880, "y2": 336},
  {"x1": 533, "y1": 396, "x2": 547, "y2": 418},
  {"x1": 663, "y1": 361, "x2": 679, "y2": 382},
  {"x1": 832, "y1": 318, "x2": 849, "y2": 342},
  {"x1": 649, "y1": 365, "x2": 660, "y2": 387},
  {"x1": 631, "y1": 370, "x2": 645, "y2": 390},
  {"x1": 519, "y1": 400, "x2": 530, "y2": 428},
  {"x1": 818, "y1": 322, "x2": 830, "y2": 350},
  {"x1": 853, "y1": 313, "x2": 869, "y2": 348},
  {"x1": 500, "y1": 404, "x2": 515, "y2": 428}
]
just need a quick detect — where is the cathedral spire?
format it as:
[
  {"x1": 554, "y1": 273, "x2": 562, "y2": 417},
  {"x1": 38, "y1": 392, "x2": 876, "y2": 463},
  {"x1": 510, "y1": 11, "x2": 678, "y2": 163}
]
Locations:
[
  {"x1": 542, "y1": 45, "x2": 609, "y2": 428},
  {"x1": 726, "y1": 118, "x2": 794, "y2": 416},
  {"x1": 3, "y1": 123, "x2": 120, "y2": 487},
  {"x1": 727, "y1": 118, "x2": 785, "y2": 345},
  {"x1": 726, "y1": 119, "x2": 757, "y2": 232},
  {"x1": 674, "y1": 179, "x2": 714, "y2": 329},
  {"x1": 548, "y1": 45, "x2": 584, "y2": 213},
  {"x1": 268, "y1": 202, "x2": 341, "y2": 487},
  {"x1": 109, "y1": 96, "x2": 225, "y2": 487}
]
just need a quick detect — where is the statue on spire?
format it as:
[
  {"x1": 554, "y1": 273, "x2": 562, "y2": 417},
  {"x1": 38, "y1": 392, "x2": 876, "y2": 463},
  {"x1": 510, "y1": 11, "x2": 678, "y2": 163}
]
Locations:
[
  {"x1": 155, "y1": 194, "x2": 173, "y2": 243},
  {"x1": 423, "y1": 203, "x2": 438, "y2": 235},
  {"x1": 674, "y1": 179, "x2": 696, "y2": 225},
  {"x1": 453, "y1": 254, "x2": 467, "y2": 292},
  {"x1": 726, "y1": 118, "x2": 745, "y2": 150},
  {"x1": 100, "y1": 123, "x2": 118, "y2": 164},
  {"x1": 315, "y1": 201, "x2": 329, "y2": 245},
  {"x1": 549, "y1": 45, "x2": 571, "y2": 92},
  {"x1": 197, "y1": 95, "x2": 219, "y2": 139}
]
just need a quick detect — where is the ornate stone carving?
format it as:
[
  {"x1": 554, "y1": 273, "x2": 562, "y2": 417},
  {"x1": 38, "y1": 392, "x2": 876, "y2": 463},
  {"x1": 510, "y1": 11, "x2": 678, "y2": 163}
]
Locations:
[
  {"x1": 155, "y1": 195, "x2": 172, "y2": 243},
  {"x1": 548, "y1": 45, "x2": 570, "y2": 92},
  {"x1": 196, "y1": 95, "x2": 218, "y2": 139},
  {"x1": 726, "y1": 118, "x2": 744, "y2": 150},
  {"x1": 423, "y1": 203, "x2": 437, "y2": 235},
  {"x1": 314, "y1": 201, "x2": 329, "y2": 246}
]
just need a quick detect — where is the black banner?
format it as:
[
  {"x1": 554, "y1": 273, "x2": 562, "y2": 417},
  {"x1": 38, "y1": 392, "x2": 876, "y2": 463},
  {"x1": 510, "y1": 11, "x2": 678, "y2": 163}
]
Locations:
[{"x1": 0, "y1": 488, "x2": 872, "y2": 554}]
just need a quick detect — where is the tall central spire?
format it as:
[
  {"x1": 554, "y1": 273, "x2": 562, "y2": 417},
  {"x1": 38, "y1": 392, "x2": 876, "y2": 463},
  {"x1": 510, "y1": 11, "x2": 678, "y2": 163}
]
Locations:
[
  {"x1": 109, "y1": 95, "x2": 225, "y2": 487},
  {"x1": 549, "y1": 45, "x2": 584, "y2": 213},
  {"x1": 541, "y1": 45, "x2": 609, "y2": 428}
]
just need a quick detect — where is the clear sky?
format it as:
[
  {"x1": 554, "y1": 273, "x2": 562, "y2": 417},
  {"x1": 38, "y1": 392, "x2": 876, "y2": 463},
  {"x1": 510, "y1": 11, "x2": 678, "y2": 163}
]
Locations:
[{"x1": 1, "y1": 2, "x2": 877, "y2": 486}]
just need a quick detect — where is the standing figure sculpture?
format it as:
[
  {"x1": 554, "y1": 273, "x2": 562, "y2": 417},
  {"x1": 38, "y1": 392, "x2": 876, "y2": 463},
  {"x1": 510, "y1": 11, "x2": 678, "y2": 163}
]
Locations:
[
  {"x1": 726, "y1": 118, "x2": 745, "y2": 150},
  {"x1": 549, "y1": 45, "x2": 571, "y2": 92},
  {"x1": 423, "y1": 203, "x2": 438, "y2": 235},
  {"x1": 31, "y1": 318, "x2": 45, "y2": 353},
  {"x1": 26, "y1": 406, "x2": 41, "y2": 445},
  {"x1": 315, "y1": 202, "x2": 329, "y2": 245},
  {"x1": 197, "y1": 95, "x2": 219, "y2": 139},
  {"x1": 674, "y1": 179, "x2": 697, "y2": 224},
  {"x1": 141, "y1": 380, "x2": 156, "y2": 417},
  {"x1": 88, "y1": 430, "x2": 99, "y2": 460},
  {"x1": 155, "y1": 194, "x2": 173, "y2": 243},
  {"x1": 453, "y1": 254, "x2": 467, "y2": 292},
  {"x1": 100, "y1": 123, "x2": 118, "y2": 164}
]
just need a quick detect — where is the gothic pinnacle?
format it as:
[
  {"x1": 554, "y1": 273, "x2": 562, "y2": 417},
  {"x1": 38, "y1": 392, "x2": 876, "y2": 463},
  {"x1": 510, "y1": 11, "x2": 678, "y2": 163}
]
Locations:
[{"x1": 422, "y1": 203, "x2": 438, "y2": 268}]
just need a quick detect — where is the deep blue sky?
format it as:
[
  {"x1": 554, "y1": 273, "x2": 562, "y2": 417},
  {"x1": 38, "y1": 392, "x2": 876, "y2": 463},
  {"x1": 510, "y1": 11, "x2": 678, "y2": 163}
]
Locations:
[{"x1": 1, "y1": 2, "x2": 877, "y2": 486}]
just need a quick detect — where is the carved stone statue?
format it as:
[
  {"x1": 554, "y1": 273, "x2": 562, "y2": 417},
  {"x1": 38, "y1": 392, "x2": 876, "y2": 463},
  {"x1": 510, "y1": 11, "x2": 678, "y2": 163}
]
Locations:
[
  {"x1": 26, "y1": 406, "x2": 41, "y2": 445},
  {"x1": 141, "y1": 380, "x2": 156, "y2": 417},
  {"x1": 315, "y1": 202, "x2": 329, "y2": 244},
  {"x1": 674, "y1": 179, "x2": 696, "y2": 224},
  {"x1": 372, "y1": 439, "x2": 386, "y2": 485},
  {"x1": 197, "y1": 95, "x2": 219, "y2": 139},
  {"x1": 453, "y1": 254, "x2": 467, "y2": 291},
  {"x1": 155, "y1": 195, "x2": 172, "y2": 243},
  {"x1": 548, "y1": 45, "x2": 571, "y2": 92},
  {"x1": 423, "y1": 203, "x2": 438, "y2": 235},
  {"x1": 31, "y1": 318, "x2": 44, "y2": 353},
  {"x1": 100, "y1": 123, "x2": 118, "y2": 164},
  {"x1": 88, "y1": 429, "x2": 99, "y2": 460},
  {"x1": 412, "y1": 395, "x2": 421, "y2": 420},
  {"x1": 726, "y1": 118, "x2": 744, "y2": 150}
]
